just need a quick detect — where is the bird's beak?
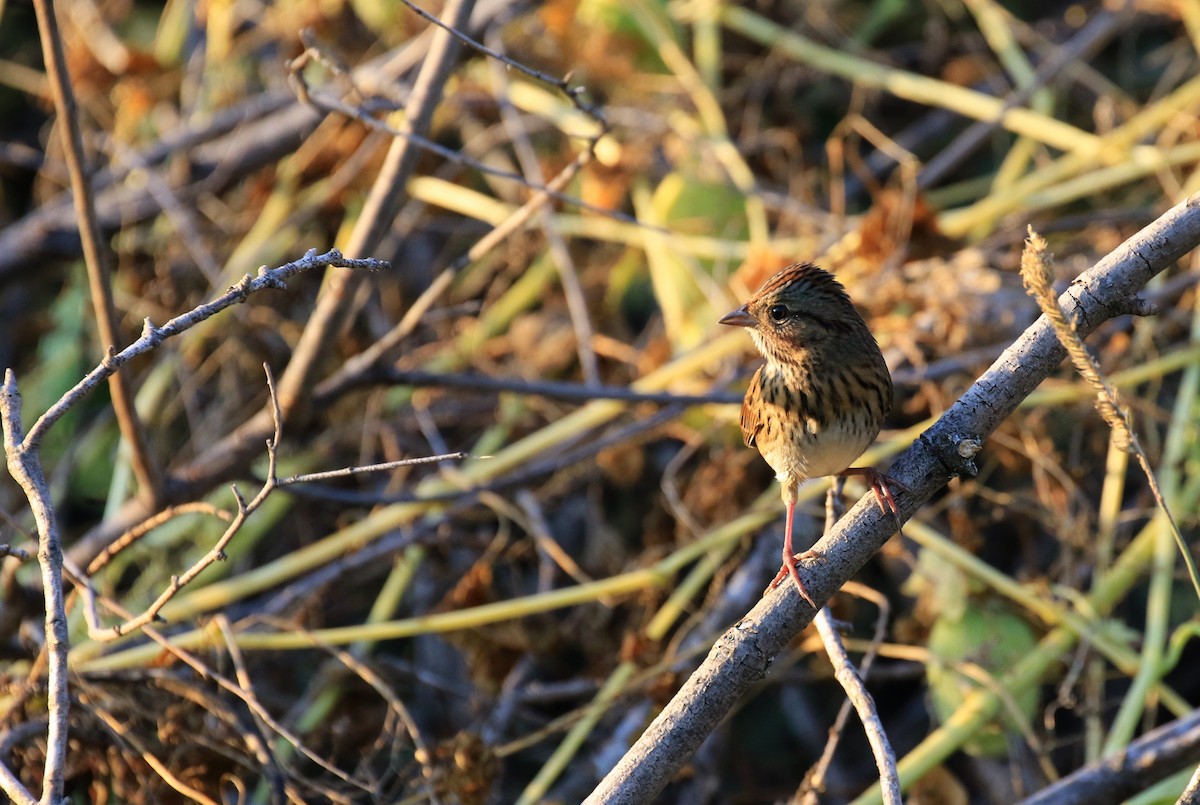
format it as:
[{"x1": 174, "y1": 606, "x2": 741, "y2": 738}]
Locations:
[{"x1": 718, "y1": 304, "x2": 755, "y2": 327}]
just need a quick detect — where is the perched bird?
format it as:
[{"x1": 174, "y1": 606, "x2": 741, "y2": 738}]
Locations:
[{"x1": 719, "y1": 263, "x2": 900, "y2": 607}]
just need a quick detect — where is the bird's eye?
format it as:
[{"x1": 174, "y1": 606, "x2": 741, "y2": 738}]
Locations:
[{"x1": 768, "y1": 304, "x2": 789, "y2": 321}]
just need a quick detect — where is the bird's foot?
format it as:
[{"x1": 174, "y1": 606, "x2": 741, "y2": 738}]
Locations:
[
  {"x1": 839, "y1": 466, "x2": 907, "y2": 534},
  {"x1": 766, "y1": 549, "x2": 824, "y2": 608}
]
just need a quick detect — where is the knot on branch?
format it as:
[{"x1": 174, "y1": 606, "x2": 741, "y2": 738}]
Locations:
[
  {"x1": 230, "y1": 274, "x2": 254, "y2": 301},
  {"x1": 101, "y1": 346, "x2": 120, "y2": 371},
  {"x1": 255, "y1": 266, "x2": 288, "y2": 290},
  {"x1": 919, "y1": 432, "x2": 980, "y2": 479},
  {"x1": 727, "y1": 619, "x2": 773, "y2": 677}
]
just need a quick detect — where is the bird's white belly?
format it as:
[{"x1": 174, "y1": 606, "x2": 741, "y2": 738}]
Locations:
[{"x1": 761, "y1": 416, "x2": 873, "y2": 486}]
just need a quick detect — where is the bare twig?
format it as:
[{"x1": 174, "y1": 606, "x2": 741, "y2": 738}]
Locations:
[
  {"x1": 277, "y1": 451, "x2": 467, "y2": 486},
  {"x1": 32, "y1": 0, "x2": 160, "y2": 502},
  {"x1": 801, "y1": 578, "x2": 891, "y2": 800},
  {"x1": 582, "y1": 194, "x2": 1200, "y2": 804},
  {"x1": 811, "y1": 608, "x2": 899, "y2": 802},
  {"x1": 82, "y1": 696, "x2": 221, "y2": 805},
  {"x1": 0, "y1": 247, "x2": 381, "y2": 799},
  {"x1": 288, "y1": 54, "x2": 621, "y2": 222},
  {"x1": 1021, "y1": 707, "x2": 1200, "y2": 805},
  {"x1": 24, "y1": 248, "x2": 385, "y2": 451},
  {"x1": 84, "y1": 502, "x2": 233, "y2": 575},
  {"x1": 0, "y1": 374, "x2": 70, "y2": 804},
  {"x1": 74, "y1": 365, "x2": 286, "y2": 640},
  {"x1": 254, "y1": 615, "x2": 442, "y2": 803},
  {"x1": 0, "y1": 544, "x2": 33, "y2": 562},
  {"x1": 271, "y1": 0, "x2": 475, "y2": 427},
  {"x1": 0, "y1": 724, "x2": 37, "y2": 805},
  {"x1": 1181, "y1": 764, "x2": 1200, "y2": 805},
  {"x1": 804, "y1": 485, "x2": 899, "y2": 804},
  {"x1": 92, "y1": 595, "x2": 376, "y2": 796}
]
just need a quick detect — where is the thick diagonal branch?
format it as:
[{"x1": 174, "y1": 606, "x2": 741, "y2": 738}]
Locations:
[{"x1": 584, "y1": 192, "x2": 1200, "y2": 804}]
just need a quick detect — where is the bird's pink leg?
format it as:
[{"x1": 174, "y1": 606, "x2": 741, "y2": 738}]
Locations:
[
  {"x1": 839, "y1": 466, "x2": 906, "y2": 531},
  {"x1": 766, "y1": 499, "x2": 819, "y2": 608}
]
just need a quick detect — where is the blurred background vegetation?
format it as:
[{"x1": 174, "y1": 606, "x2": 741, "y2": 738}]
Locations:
[{"x1": 2, "y1": 0, "x2": 1200, "y2": 801}]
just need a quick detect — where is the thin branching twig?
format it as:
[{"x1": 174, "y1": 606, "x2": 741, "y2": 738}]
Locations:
[
  {"x1": 25, "y1": 249, "x2": 386, "y2": 451},
  {"x1": 253, "y1": 615, "x2": 443, "y2": 803},
  {"x1": 91, "y1": 595, "x2": 378, "y2": 796},
  {"x1": 0, "y1": 545, "x2": 33, "y2": 562},
  {"x1": 73, "y1": 364, "x2": 286, "y2": 640},
  {"x1": 805, "y1": 484, "x2": 900, "y2": 804},
  {"x1": 72, "y1": 367, "x2": 465, "y2": 641},
  {"x1": 85, "y1": 502, "x2": 234, "y2": 576},
  {"x1": 802, "y1": 578, "x2": 892, "y2": 802},
  {"x1": 277, "y1": 452, "x2": 467, "y2": 485},
  {"x1": 288, "y1": 47, "x2": 622, "y2": 222},
  {"x1": 0, "y1": 250, "x2": 383, "y2": 802}
]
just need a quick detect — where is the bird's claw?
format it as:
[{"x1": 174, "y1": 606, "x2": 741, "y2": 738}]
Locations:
[
  {"x1": 766, "y1": 549, "x2": 823, "y2": 608},
  {"x1": 840, "y1": 467, "x2": 907, "y2": 534}
]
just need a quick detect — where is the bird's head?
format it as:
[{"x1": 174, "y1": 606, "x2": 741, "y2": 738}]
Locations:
[{"x1": 718, "y1": 263, "x2": 865, "y2": 366}]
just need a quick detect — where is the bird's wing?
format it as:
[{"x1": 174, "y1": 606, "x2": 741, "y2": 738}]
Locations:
[{"x1": 740, "y1": 366, "x2": 764, "y2": 448}]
